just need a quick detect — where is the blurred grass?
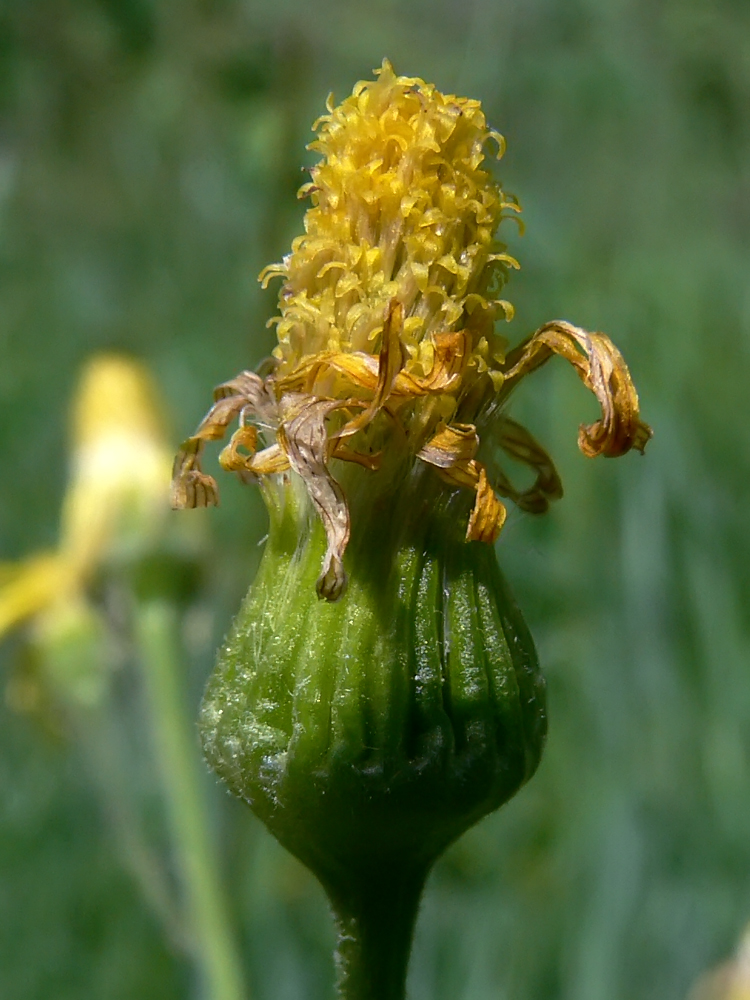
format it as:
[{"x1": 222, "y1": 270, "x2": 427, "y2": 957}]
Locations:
[{"x1": 1, "y1": 0, "x2": 749, "y2": 998}]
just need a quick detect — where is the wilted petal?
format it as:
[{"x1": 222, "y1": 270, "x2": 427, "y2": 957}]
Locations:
[
  {"x1": 171, "y1": 372, "x2": 280, "y2": 509},
  {"x1": 501, "y1": 320, "x2": 652, "y2": 458},
  {"x1": 330, "y1": 441, "x2": 382, "y2": 471},
  {"x1": 391, "y1": 331, "x2": 469, "y2": 397},
  {"x1": 219, "y1": 426, "x2": 291, "y2": 478},
  {"x1": 369, "y1": 300, "x2": 407, "y2": 412},
  {"x1": 467, "y1": 466, "x2": 507, "y2": 543},
  {"x1": 489, "y1": 416, "x2": 563, "y2": 514},
  {"x1": 416, "y1": 422, "x2": 478, "y2": 469},
  {"x1": 277, "y1": 394, "x2": 352, "y2": 601},
  {"x1": 417, "y1": 423, "x2": 507, "y2": 544},
  {"x1": 218, "y1": 425, "x2": 258, "y2": 473},
  {"x1": 171, "y1": 436, "x2": 221, "y2": 509},
  {"x1": 246, "y1": 444, "x2": 292, "y2": 476},
  {"x1": 214, "y1": 370, "x2": 274, "y2": 408},
  {"x1": 275, "y1": 326, "x2": 468, "y2": 419},
  {"x1": 275, "y1": 350, "x2": 378, "y2": 396},
  {"x1": 333, "y1": 299, "x2": 406, "y2": 438}
]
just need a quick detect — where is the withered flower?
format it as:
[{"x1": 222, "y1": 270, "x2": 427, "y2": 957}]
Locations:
[
  {"x1": 172, "y1": 60, "x2": 650, "y2": 602},
  {"x1": 173, "y1": 61, "x2": 651, "y2": 1000}
]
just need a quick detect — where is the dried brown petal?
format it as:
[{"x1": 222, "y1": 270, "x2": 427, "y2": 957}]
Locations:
[
  {"x1": 277, "y1": 394, "x2": 353, "y2": 601},
  {"x1": 219, "y1": 427, "x2": 291, "y2": 477},
  {"x1": 171, "y1": 437, "x2": 220, "y2": 509},
  {"x1": 171, "y1": 371, "x2": 279, "y2": 509},
  {"x1": 490, "y1": 417, "x2": 563, "y2": 514},
  {"x1": 501, "y1": 320, "x2": 652, "y2": 458},
  {"x1": 417, "y1": 423, "x2": 507, "y2": 544},
  {"x1": 214, "y1": 370, "x2": 278, "y2": 426},
  {"x1": 467, "y1": 466, "x2": 507, "y2": 543},
  {"x1": 275, "y1": 326, "x2": 468, "y2": 411}
]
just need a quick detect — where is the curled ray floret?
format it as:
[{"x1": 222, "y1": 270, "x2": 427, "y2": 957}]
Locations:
[
  {"x1": 171, "y1": 60, "x2": 652, "y2": 601},
  {"x1": 171, "y1": 311, "x2": 651, "y2": 601}
]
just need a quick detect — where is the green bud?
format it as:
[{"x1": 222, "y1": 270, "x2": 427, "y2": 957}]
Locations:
[{"x1": 32, "y1": 598, "x2": 109, "y2": 710}]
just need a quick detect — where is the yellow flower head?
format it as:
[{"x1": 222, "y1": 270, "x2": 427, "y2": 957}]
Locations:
[
  {"x1": 0, "y1": 355, "x2": 172, "y2": 640},
  {"x1": 61, "y1": 354, "x2": 171, "y2": 578},
  {"x1": 172, "y1": 61, "x2": 651, "y2": 600},
  {"x1": 261, "y1": 59, "x2": 518, "y2": 381}
]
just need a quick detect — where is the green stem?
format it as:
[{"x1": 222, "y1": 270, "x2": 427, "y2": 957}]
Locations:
[
  {"x1": 135, "y1": 600, "x2": 246, "y2": 1000},
  {"x1": 77, "y1": 700, "x2": 189, "y2": 954},
  {"x1": 327, "y1": 869, "x2": 426, "y2": 1000}
]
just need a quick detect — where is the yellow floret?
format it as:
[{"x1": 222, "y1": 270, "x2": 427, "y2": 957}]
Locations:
[{"x1": 260, "y1": 59, "x2": 521, "y2": 378}]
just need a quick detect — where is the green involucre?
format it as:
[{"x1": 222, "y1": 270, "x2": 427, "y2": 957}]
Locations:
[{"x1": 199, "y1": 465, "x2": 546, "y2": 896}]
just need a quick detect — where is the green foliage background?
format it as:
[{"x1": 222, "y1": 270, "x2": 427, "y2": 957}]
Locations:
[{"x1": 1, "y1": 0, "x2": 750, "y2": 997}]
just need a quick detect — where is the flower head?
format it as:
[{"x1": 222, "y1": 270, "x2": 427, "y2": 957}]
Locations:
[
  {"x1": 261, "y1": 58, "x2": 517, "y2": 376},
  {"x1": 60, "y1": 355, "x2": 172, "y2": 579},
  {"x1": 172, "y1": 60, "x2": 651, "y2": 600},
  {"x1": 0, "y1": 355, "x2": 172, "y2": 644},
  {"x1": 0, "y1": 355, "x2": 177, "y2": 712},
  {"x1": 183, "y1": 68, "x2": 654, "y2": 993}
]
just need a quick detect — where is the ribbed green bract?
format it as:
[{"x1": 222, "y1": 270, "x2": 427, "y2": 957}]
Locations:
[{"x1": 199, "y1": 466, "x2": 547, "y2": 901}]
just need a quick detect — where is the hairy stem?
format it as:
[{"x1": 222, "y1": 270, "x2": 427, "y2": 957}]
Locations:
[{"x1": 327, "y1": 868, "x2": 427, "y2": 1000}]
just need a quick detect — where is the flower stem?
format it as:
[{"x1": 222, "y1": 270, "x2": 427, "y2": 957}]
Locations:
[
  {"x1": 77, "y1": 698, "x2": 189, "y2": 954},
  {"x1": 326, "y1": 868, "x2": 427, "y2": 1000},
  {"x1": 135, "y1": 600, "x2": 246, "y2": 1000}
]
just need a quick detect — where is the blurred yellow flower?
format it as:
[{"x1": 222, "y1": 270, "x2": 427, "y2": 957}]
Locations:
[
  {"x1": 60, "y1": 355, "x2": 172, "y2": 580},
  {"x1": 689, "y1": 925, "x2": 750, "y2": 1000},
  {"x1": 0, "y1": 355, "x2": 172, "y2": 644}
]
